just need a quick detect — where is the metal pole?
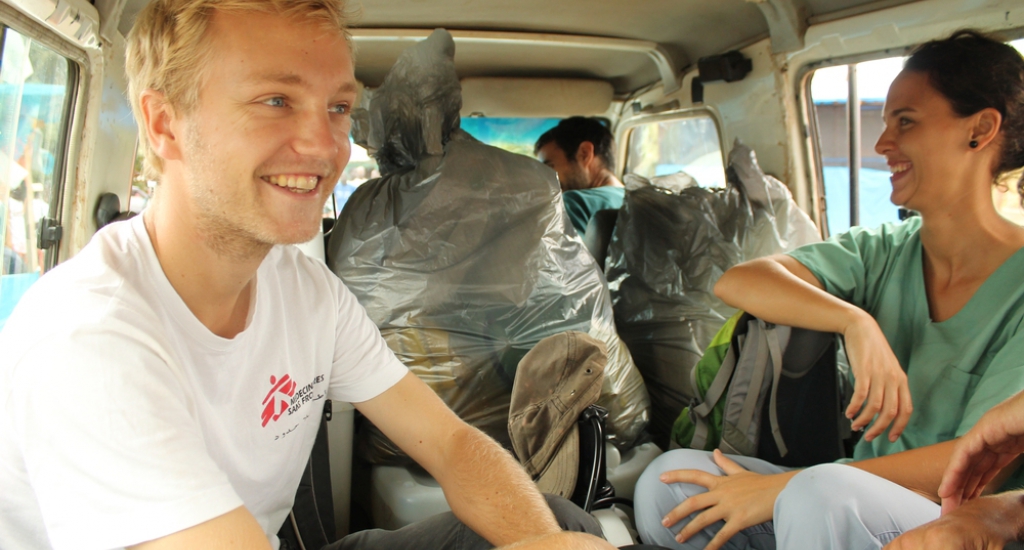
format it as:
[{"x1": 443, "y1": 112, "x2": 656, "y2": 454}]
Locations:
[{"x1": 848, "y1": 64, "x2": 861, "y2": 227}]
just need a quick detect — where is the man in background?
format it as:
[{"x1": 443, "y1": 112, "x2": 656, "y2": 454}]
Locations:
[{"x1": 534, "y1": 117, "x2": 625, "y2": 235}]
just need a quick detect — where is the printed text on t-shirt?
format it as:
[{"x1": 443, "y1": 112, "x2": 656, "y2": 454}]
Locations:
[{"x1": 261, "y1": 373, "x2": 326, "y2": 428}]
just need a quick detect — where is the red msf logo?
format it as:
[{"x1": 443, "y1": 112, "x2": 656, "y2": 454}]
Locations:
[{"x1": 262, "y1": 374, "x2": 297, "y2": 427}]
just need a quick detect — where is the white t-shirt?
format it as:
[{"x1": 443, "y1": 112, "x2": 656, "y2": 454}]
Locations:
[{"x1": 0, "y1": 215, "x2": 409, "y2": 550}]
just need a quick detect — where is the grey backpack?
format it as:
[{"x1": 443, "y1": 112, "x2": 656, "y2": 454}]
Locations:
[{"x1": 675, "y1": 313, "x2": 855, "y2": 467}]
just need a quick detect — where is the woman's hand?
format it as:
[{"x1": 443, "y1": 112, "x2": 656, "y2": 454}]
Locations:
[
  {"x1": 884, "y1": 492, "x2": 1024, "y2": 550},
  {"x1": 658, "y1": 450, "x2": 797, "y2": 550},
  {"x1": 939, "y1": 391, "x2": 1024, "y2": 513},
  {"x1": 842, "y1": 312, "x2": 913, "y2": 442}
]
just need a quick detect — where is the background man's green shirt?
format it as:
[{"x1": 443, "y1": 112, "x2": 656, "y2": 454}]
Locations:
[
  {"x1": 788, "y1": 216, "x2": 1024, "y2": 490},
  {"x1": 562, "y1": 187, "x2": 625, "y2": 235}
]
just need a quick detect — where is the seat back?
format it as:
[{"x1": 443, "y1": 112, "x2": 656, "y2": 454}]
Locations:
[{"x1": 582, "y1": 208, "x2": 619, "y2": 270}]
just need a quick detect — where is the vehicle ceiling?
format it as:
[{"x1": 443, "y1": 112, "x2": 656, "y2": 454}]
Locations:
[{"x1": 116, "y1": 0, "x2": 923, "y2": 96}]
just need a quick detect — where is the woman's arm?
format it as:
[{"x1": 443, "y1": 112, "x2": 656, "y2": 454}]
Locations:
[{"x1": 715, "y1": 255, "x2": 913, "y2": 442}]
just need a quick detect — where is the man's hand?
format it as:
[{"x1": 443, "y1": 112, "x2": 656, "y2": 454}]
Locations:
[
  {"x1": 658, "y1": 450, "x2": 797, "y2": 550},
  {"x1": 842, "y1": 312, "x2": 913, "y2": 443},
  {"x1": 940, "y1": 391, "x2": 1024, "y2": 513},
  {"x1": 884, "y1": 492, "x2": 1024, "y2": 550}
]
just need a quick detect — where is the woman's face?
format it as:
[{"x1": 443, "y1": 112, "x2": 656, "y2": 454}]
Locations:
[{"x1": 875, "y1": 71, "x2": 979, "y2": 212}]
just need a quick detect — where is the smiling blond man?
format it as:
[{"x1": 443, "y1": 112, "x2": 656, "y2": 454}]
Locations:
[{"x1": 0, "y1": 1, "x2": 609, "y2": 549}]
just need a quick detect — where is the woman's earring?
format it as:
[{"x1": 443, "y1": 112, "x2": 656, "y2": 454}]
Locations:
[{"x1": 970, "y1": 140, "x2": 979, "y2": 148}]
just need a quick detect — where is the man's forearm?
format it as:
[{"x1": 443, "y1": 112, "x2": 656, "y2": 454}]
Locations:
[{"x1": 433, "y1": 425, "x2": 562, "y2": 546}]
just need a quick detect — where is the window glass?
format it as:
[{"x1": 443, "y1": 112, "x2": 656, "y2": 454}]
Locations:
[
  {"x1": 810, "y1": 57, "x2": 903, "y2": 233},
  {"x1": 625, "y1": 116, "x2": 726, "y2": 188},
  {"x1": 460, "y1": 117, "x2": 559, "y2": 156},
  {"x1": 327, "y1": 140, "x2": 378, "y2": 218},
  {"x1": 0, "y1": 27, "x2": 73, "y2": 330},
  {"x1": 996, "y1": 39, "x2": 1024, "y2": 225}
]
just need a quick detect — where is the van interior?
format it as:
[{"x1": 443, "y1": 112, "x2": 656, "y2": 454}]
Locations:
[{"x1": 1, "y1": 0, "x2": 1023, "y2": 546}]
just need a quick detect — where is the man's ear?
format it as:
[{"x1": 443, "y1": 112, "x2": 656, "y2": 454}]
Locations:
[
  {"x1": 970, "y1": 107, "x2": 1002, "y2": 151},
  {"x1": 575, "y1": 141, "x2": 596, "y2": 167},
  {"x1": 140, "y1": 89, "x2": 184, "y2": 162}
]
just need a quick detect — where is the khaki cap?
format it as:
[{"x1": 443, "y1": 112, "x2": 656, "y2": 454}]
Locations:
[{"x1": 508, "y1": 331, "x2": 606, "y2": 498}]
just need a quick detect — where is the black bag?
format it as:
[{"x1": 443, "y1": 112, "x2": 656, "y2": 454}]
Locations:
[{"x1": 278, "y1": 400, "x2": 336, "y2": 550}]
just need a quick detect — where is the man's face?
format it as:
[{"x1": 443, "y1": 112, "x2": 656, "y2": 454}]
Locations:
[
  {"x1": 174, "y1": 10, "x2": 356, "y2": 247},
  {"x1": 536, "y1": 141, "x2": 590, "y2": 191}
]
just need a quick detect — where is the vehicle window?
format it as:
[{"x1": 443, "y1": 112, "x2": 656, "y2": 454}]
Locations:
[
  {"x1": 0, "y1": 26, "x2": 74, "y2": 331},
  {"x1": 996, "y1": 39, "x2": 1024, "y2": 225},
  {"x1": 809, "y1": 38, "x2": 1024, "y2": 234},
  {"x1": 325, "y1": 139, "x2": 378, "y2": 219},
  {"x1": 460, "y1": 117, "x2": 559, "y2": 156},
  {"x1": 624, "y1": 115, "x2": 727, "y2": 188},
  {"x1": 810, "y1": 57, "x2": 903, "y2": 234}
]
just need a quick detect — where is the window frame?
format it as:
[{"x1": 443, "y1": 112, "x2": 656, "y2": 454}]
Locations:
[
  {"x1": 0, "y1": 1, "x2": 85, "y2": 269},
  {"x1": 615, "y1": 106, "x2": 728, "y2": 186},
  {"x1": 797, "y1": 27, "x2": 1024, "y2": 237}
]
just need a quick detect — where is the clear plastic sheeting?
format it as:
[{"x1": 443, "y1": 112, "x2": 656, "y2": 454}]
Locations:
[
  {"x1": 328, "y1": 29, "x2": 649, "y2": 464},
  {"x1": 605, "y1": 140, "x2": 819, "y2": 448}
]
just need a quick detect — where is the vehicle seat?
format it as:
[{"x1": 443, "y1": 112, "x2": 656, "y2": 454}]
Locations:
[
  {"x1": 582, "y1": 208, "x2": 619, "y2": 271},
  {"x1": 368, "y1": 405, "x2": 661, "y2": 539}
]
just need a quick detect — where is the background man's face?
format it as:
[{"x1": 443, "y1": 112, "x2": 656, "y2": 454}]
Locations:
[
  {"x1": 175, "y1": 10, "x2": 357, "y2": 246},
  {"x1": 536, "y1": 141, "x2": 590, "y2": 192}
]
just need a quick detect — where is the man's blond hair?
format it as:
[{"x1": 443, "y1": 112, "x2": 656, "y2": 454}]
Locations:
[{"x1": 126, "y1": 0, "x2": 351, "y2": 180}]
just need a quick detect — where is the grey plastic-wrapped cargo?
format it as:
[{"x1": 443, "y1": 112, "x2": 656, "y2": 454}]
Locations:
[
  {"x1": 605, "y1": 140, "x2": 819, "y2": 448},
  {"x1": 328, "y1": 29, "x2": 649, "y2": 464}
]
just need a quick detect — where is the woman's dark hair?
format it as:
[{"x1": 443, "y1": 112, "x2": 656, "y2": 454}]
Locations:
[{"x1": 905, "y1": 30, "x2": 1024, "y2": 195}]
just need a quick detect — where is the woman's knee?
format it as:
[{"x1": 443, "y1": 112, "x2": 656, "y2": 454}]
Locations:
[{"x1": 775, "y1": 463, "x2": 864, "y2": 523}]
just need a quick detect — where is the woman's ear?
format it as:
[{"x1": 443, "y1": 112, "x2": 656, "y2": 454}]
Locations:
[
  {"x1": 140, "y1": 89, "x2": 184, "y2": 163},
  {"x1": 970, "y1": 107, "x2": 1002, "y2": 151}
]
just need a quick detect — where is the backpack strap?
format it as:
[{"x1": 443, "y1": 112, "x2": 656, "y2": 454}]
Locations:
[
  {"x1": 733, "y1": 320, "x2": 771, "y2": 440},
  {"x1": 764, "y1": 322, "x2": 789, "y2": 457},
  {"x1": 689, "y1": 345, "x2": 738, "y2": 450}
]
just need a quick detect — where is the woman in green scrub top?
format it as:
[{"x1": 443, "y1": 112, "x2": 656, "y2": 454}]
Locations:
[{"x1": 634, "y1": 30, "x2": 1024, "y2": 550}]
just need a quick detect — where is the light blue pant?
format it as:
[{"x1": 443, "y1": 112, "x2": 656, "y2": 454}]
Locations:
[{"x1": 635, "y1": 450, "x2": 943, "y2": 550}]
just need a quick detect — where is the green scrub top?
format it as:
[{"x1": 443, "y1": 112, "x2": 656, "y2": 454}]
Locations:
[
  {"x1": 788, "y1": 216, "x2": 1024, "y2": 490},
  {"x1": 562, "y1": 187, "x2": 625, "y2": 235}
]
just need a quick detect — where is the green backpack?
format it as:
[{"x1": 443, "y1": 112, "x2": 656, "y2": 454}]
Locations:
[{"x1": 670, "y1": 311, "x2": 855, "y2": 466}]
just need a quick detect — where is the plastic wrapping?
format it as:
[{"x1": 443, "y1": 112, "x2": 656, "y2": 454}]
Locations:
[
  {"x1": 605, "y1": 140, "x2": 819, "y2": 448},
  {"x1": 328, "y1": 29, "x2": 649, "y2": 464}
]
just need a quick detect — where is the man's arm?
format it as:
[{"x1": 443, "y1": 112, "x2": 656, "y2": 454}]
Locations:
[
  {"x1": 128, "y1": 507, "x2": 271, "y2": 550},
  {"x1": 356, "y1": 372, "x2": 581, "y2": 547},
  {"x1": 884, "y1": 491, "x2": 1024, "y2": 550},
  {"x1": 940, "y1": 390, "x2": 1024, "y2": 511}
]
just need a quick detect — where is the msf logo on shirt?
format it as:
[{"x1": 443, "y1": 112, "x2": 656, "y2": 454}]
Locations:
[{"x1": 262, "y1": 374, "x2": 297, "y2": 427}]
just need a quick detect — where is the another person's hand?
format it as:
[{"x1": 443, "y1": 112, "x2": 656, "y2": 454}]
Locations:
[
  {"x1": 940, "y1": 391, "x2": 1024, "y2": 513},
  {"x1": 884, "y1": 492, "x2": 1024, "y2": 550},
  {"x1": 842, "y1": 312, "x2": 913, "y2": 442},
  {"x1": 658, "y1": 450, "x2": 797, "y2": 550}
]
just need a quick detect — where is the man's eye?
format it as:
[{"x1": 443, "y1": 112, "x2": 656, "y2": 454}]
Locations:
[
  {"x1": 330, "y1": 104, "x2": 350, "y2": 115},
  {"x1": 263, "y1": 97, "x2": 286, "y2": 108}
]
